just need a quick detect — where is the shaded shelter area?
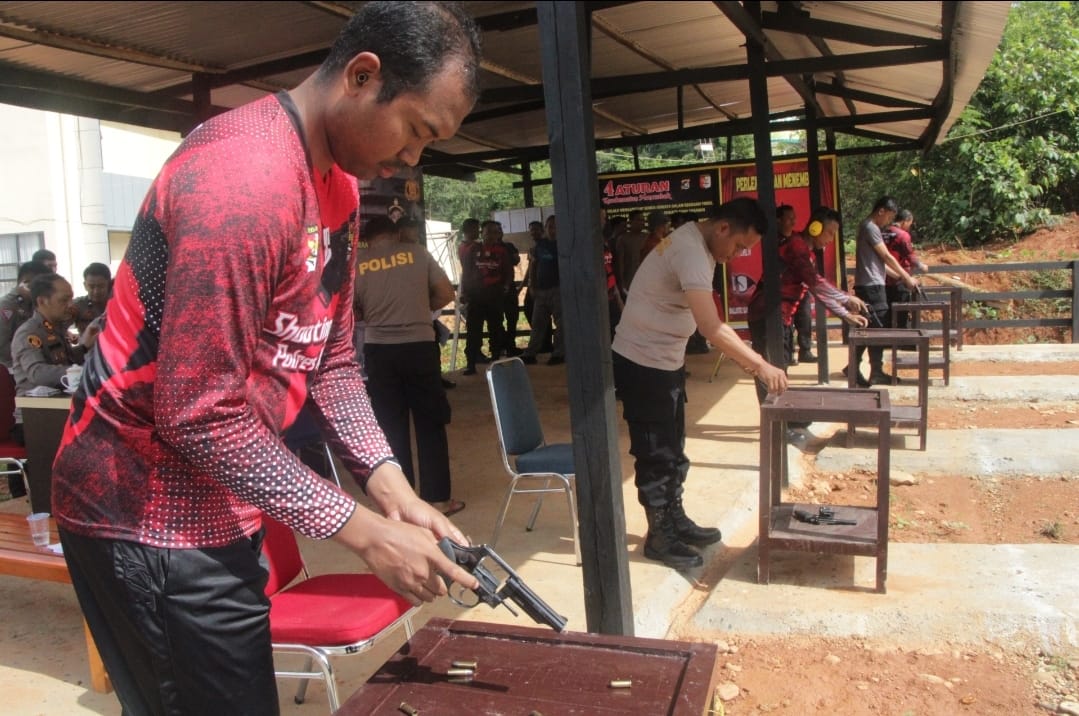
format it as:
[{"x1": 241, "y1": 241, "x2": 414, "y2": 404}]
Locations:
[{"x1": 0, "y1": 1, "x2": 1009, "y2": 635}]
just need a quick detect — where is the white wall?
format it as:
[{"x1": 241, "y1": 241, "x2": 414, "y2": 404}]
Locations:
[
  {"x1": 100, "y1": 122, "x2": 179, "y2": 179},
  {"x1": 0, "y1": 104, "x2": 57, "y2": 245},
  {"x1": 0, "y1": 104, "x2": 116, "y2": 281}
]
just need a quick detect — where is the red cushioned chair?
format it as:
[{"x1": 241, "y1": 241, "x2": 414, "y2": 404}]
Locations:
[
  {"x1": 0, "y1": 365, "x2": 29, "y2": 501},
  {"x1": 261, "y1": 514, "x2": 418, "y2": 712}
]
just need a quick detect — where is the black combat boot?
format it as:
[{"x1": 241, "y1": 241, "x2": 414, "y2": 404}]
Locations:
[
  {"x1": 668, "y1": 496, "x2": 722, "y2": 546},
  {"x1": 643, "y1": 506, "x2": 703, "y2": 569},
  {"x1": 868, "y1": 363, "x2": 895, "y2": 385}
]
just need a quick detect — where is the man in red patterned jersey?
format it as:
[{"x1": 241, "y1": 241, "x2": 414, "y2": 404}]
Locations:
[
  {"x1": 748, "y1": 207, "x2": 869, "y2": 403},
  {"x1": 460, "y1": 220, "x2": 513, "y2": 374},
  {"x1": 884, "y1": 208, "x2": 929, "y2": 329},
  {"x1": 51, "y1": 3, "x2": 482, "y2": 714}
]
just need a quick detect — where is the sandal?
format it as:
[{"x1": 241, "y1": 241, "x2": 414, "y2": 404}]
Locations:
[{"x1": 434, "y1": 499, "x2": 466, "y2": 517}]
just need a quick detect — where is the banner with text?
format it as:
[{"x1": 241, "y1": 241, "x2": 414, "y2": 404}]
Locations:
[
  {"x1": 360, "y1": 166, "x2": 426, "y2": 242},
  {"x1": 599, "y1": 165, "x2": 720, "y2": 220},
  {"x1": 598, "y1": 157, "x2": 839, "y2": 330},
  {"x1": 717, "y1": 156, "x2": 839, "y2": 327}
]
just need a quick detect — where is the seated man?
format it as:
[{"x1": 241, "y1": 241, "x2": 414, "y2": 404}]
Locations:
[
  {"x1": 31, "y1": 249, "x2": 57, "y2": 273},
  {"x1": 12, "y1": 274, "x2": 98, "y2": 399},
  {"x1": 9, "y1": 274, "x2": 98, "y2": 494},
  {"x1": 71, "y1": 262, "x2": 113, "y2": 334},
  {"x1": 0, "y1": 260, "x2": 51, "y2": 370}
]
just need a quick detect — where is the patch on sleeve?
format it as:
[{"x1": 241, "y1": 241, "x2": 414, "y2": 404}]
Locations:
[{"x1": 27, "y1": 334, "x2": 41, "y2": 348}]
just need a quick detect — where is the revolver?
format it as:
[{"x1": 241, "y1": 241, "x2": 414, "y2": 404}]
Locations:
[
  {"x1": 793, "y1": 506, "x2": 858, "y2": 526},
  {"x1": 437, "y1": 538, "x2": 567, "y2": 632}
]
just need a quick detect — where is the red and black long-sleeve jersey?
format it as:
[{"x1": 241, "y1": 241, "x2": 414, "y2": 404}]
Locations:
[
  {"x1": 52, "y1": 93, "x2": 395, "y2": 548},
  {"x1": 883, "y1": 225, "x2": 921, "y2": 286},
  {"x1": 749, "y1": 233, "x2": 854, "y2": 326}
]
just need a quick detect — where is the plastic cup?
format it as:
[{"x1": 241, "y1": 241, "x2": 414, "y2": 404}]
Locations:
[{"x1": 26, "y1": 512, "x2": 50, "y2": 547}]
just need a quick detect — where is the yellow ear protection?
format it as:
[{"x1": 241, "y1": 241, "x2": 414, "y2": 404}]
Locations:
[{"x1": 807, "y1": 220, "x2": 824, "y2": 238}]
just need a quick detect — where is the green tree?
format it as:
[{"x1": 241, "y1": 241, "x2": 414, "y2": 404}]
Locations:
[{"x1": 838, "y1": 1, "x2": 1079, "y2": 246}]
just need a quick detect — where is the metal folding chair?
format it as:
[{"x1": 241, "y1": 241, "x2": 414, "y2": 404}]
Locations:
[
  {"x1": 485, "y1": 357, "x2": 581, "y2": 565},
  {"x1": 262, "y1": 515, "x2": 418, "y2": 712}
]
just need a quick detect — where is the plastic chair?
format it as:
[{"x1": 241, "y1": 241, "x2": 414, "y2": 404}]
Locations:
[
  {"x1": 0, "y1": 365, "x2": 29, "y2": 500},
  {"x1": 485, "y1": 357, "x2": 581, "y2": 565},
  {"x1": 261, "y1": 514, "x2": 418, "y2": 712}
]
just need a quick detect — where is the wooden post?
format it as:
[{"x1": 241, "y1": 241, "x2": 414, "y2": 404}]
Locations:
[
  {"x1": 677, "y1": 85, "x2": 685, "y2": 131},
  {"x1": 806, "y1": 103, "x2": 830, "y2": 382},
  {"x1": 746, "y1": 2, "x2": 782, "y2": 368},
  {"x1": 187, "y1": 72, "x2": 212, "y2": 135},
  {"x1": 536, "y1": 1, "x2": 633, "y2": 636},
  {"x1": 522, "y1": 160, "x2": 535, "y2": 208},
  {"x1": 1072, "y1": 260, "x2": 1078, "y2": 343}
]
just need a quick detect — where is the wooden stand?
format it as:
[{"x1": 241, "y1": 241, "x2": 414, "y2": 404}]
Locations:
[
  {"x1": 889, "y1": 302, "x2": 951, "y2": 385},
  {"x1": 848, "y1": 328, "x2": 931, "y2": 450},
  {"x1": 759, "y1": 388, "x2": 891, "y2": 593},
  {"x1": 919, "y1": 285, "x2": 964, "y2": 351},
  {"x1": 338, "y1": 618, "x2": 718, "y2": 715}
]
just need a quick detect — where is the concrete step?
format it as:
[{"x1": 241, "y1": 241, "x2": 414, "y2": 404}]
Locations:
[{"x1": 690, "y1": 543, "x2": 1079, "y2": 650}]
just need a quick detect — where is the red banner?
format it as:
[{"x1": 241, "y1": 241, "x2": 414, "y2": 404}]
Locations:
[{"x1": 716, "y1": 156, "x2": 839, "y2": 328}]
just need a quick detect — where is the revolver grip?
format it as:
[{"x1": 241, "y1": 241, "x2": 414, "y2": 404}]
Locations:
[{"x1": 437, "y1": 537, "x2": 501, "y2": 608}]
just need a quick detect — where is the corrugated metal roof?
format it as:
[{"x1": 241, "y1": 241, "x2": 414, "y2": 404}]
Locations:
[{"x1": 0, "y1": 1, "x2": 1010, "y2": 170}]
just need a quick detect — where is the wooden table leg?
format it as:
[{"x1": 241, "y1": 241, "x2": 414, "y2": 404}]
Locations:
[{"x1": 83, "y1": 620, "x2": 112, "y2": 693}]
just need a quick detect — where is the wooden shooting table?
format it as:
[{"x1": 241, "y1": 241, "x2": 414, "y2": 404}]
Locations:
[
  {"x1": 0, "y1": 513, "x2": 110, "y2": 692},
  {"x1": 848, "y1": 328, "x2": 932, "y2": 450},
  {"x1": 337, "y1": 618, "x2": 719, "y2": 715},
  {"x1": 759, "y1": 388, "x2": 891, "y2": 593},
  {"x1": 918, "y1": 285, "x2": 964, "y2": 351},
  {"x1": 889, "y1": 302, "x2": 951, "y2": 386}
]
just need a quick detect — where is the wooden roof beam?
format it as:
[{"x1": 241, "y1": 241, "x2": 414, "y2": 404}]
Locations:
[
  {"x1": 0, "y1": 63, "x2": 214, "y2": 116},
  {"x1": 590, "y1": 12, "x2": 737, "y2": 120},
  {"x1": 481, "y1": 59, "x2": 649, "y2": 137},
  {"x1": 816, "y1": 80, "x2": 932, "y2": 110},
  {"x1": 441, "y1": 106, "x2": 933, "y2": 165},
  {"x1": 714, "y1": 0, "x2": 824, "y2": 116},
  {"x1": 761, "y1": 10, "x2": 944, "y2": 48},
  {"x1": 481, "y1": 46, "x2": 945, "y2": 104}
]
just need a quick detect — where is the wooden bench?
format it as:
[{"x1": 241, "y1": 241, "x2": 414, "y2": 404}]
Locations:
[{"x1": 0, "y1": 513, "x2": 110, "y2": 693}]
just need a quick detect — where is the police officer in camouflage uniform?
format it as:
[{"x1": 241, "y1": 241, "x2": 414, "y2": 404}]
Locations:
[
  {"x1": 12, "y1": 274, "x2": 98, "y2": 399},
  {"x1": 71, "y1": 262, "x2": 112, "y2": 334},
  {"x1": 0, "y1": 260, "x2": 51, "y2": 370}
]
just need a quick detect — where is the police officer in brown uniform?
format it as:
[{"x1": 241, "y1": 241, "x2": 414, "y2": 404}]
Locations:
[
  {"x1": 12, "y1": 274, "x2": 98, "y2": 399},
  {"x1": 0, "y1": 260, "x2": 51, "y2": 371},
  {"x1": 71, "y1": 262, "x2": 112, "y2": 334}
]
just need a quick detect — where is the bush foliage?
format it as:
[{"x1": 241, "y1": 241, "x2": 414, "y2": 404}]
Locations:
[{"x1": 839, "y1": 1, "x2": 1079, "y2": 246}]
